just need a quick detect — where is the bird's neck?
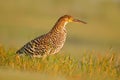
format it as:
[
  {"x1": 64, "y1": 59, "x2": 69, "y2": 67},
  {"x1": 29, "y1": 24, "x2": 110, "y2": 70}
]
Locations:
[{"x1": 50, "y1": 20, "x2": 68, "y2": 33}]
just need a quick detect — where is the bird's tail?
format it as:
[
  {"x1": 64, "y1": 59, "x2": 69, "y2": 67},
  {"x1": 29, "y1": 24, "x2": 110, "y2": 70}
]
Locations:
[{"x1": 16, "y1": 49, "x2": 25, "y2": 57}]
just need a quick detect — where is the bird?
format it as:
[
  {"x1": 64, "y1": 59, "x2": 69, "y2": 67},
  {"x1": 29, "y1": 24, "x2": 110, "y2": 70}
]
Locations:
[{"x1": 16, "y1": 15, "x2": 86, "y2": 58}]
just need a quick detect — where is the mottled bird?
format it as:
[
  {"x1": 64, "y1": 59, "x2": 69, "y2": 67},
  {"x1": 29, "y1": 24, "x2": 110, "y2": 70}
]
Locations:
[{"x1": 16, "y1": 15, "x2": 86, "y2": 58}]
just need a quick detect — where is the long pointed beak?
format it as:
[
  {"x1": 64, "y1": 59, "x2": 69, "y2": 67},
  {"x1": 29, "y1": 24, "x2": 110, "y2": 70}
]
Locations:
[{"x1": 73, "y1": 19, "x2": 87, "y2": 24}]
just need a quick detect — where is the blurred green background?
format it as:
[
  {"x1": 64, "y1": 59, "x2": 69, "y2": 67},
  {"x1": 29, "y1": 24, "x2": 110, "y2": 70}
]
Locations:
[{"x1": 0, "y1": 0, "x2": 120, "y2": 55}]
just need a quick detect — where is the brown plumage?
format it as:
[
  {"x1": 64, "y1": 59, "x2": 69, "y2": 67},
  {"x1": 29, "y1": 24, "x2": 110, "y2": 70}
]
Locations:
[{"x1": 16, "y1": 15, "x2": 86, "y2": 58}]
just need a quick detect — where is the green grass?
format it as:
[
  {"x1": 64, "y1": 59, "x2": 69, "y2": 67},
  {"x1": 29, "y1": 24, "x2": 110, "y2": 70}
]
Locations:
[
  {"x1": 0, "y1": 0, "x2": 120, "y2": 52},
  {"x1": 0, "y1": 46, "x2": 120, "y2": 80}
]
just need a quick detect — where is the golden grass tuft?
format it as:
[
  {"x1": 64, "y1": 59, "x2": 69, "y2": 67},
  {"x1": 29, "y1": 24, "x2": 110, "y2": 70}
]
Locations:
[{"x1": 0, "y1": 46, "x2": 120, "y2": 80}]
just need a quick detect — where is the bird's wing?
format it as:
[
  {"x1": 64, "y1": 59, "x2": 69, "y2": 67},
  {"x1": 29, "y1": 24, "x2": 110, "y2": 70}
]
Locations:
[{"x1": 16, "y1": 34, "x2": 52, "y2": 56}]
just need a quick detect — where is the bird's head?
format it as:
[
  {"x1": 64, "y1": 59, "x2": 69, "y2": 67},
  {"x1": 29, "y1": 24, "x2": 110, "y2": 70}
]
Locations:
[
  {"x1": 52, "y1": 15, "x2": 87, "y2": 31},
  {"x1": 60, "y1": 15, "x2": 87, "y2": 24}
]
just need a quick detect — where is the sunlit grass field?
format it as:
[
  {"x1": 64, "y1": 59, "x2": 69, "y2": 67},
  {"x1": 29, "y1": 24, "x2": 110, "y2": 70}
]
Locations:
[
  {"x1": 0, "y1": 0, "x2": 120, "y2": 80},
  {"x1": 0, "y1": 46, "x2": 120, "y2": 80}
]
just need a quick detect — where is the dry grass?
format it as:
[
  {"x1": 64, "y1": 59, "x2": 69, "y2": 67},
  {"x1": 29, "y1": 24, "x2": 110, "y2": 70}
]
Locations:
[{"x1": 0, "y1": 46, "x2": 120, "y2": 80}]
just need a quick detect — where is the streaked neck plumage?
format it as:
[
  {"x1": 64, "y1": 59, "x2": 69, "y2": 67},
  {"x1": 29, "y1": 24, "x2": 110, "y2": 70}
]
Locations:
[{"x1": 50, "y1": 19, "x2": 68, "y2": 33}]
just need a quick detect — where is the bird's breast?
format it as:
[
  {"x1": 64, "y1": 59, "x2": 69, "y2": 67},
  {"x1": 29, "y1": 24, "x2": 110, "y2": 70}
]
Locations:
[
  {"x1": 49, "y1": 30, "x2": 66, "y2": 47},
  {"x1": 49, "y1": 32, "x2": 66, "y2": 54},
  {"x1": 52, "y1": 31, "x2": 66, "y2": 44}
]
